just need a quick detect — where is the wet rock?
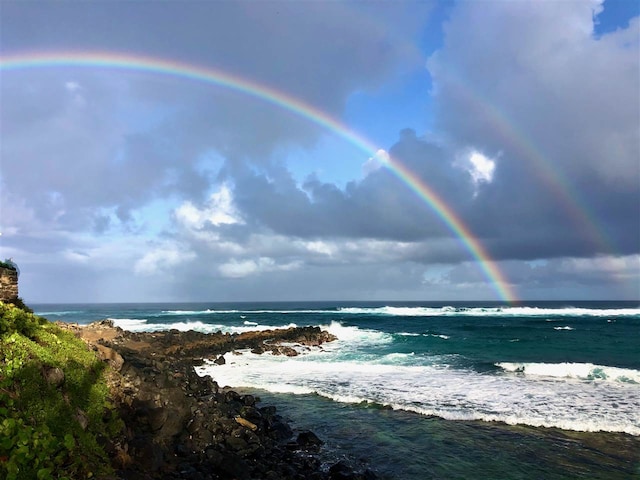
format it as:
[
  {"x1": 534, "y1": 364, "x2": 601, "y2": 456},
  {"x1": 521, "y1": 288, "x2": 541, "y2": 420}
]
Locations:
[
  {"x1": 213, "y1": 355, "x2": 226, "y2": 365},
  {"x1": 296, "y1": 430, "x2": 324, "y2": 451},
  {"x1": 226, "y1": 434, "x2": 249, "y2": 452},
  {"x1": 207, "y1": 449, "x2": 251, "y2": 480},
  {"x1": 268, "y1": 417, "x2": 293, "y2": 441}
]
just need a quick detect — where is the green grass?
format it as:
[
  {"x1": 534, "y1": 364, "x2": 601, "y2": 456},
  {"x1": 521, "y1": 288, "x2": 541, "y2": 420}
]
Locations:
[{"x1": 0, "y1": 302, "x2": 123, "y2": 480}]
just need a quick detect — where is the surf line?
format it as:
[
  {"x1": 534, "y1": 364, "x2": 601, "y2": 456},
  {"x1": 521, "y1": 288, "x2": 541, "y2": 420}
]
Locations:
[{"x1": 0, "y1": 50, "x2": 519, "y2": 303}]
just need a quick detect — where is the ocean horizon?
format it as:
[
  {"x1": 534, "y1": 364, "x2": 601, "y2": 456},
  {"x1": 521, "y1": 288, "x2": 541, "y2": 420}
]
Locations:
[{"x1": 34, "y1": 300, "x2": 640, "y2": 479}]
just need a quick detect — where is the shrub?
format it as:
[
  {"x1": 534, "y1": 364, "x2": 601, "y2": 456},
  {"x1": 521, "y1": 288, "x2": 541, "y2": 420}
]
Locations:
[
  {"x1": 0, "y1": 303, "x2": 123, "y2": 479},
  {"x1": 0, "y1": 302, "x2": 44, "y2": 337}
]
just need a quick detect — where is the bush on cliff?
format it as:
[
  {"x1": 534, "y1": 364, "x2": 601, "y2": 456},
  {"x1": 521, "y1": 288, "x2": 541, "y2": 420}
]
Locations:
[{"x1": 0, "y1": 302, "x2": 123, "y2": 480}]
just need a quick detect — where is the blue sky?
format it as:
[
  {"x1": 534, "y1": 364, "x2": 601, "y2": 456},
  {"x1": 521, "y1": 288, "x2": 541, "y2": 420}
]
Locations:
[{"x1": 1, "y1": 0, "x2": 638, "y2": 303}]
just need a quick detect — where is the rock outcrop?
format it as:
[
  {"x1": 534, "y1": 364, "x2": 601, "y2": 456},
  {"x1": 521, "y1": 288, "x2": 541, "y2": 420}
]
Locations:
[
  {"x1": 0, "y1": 265, "x2": 18, "y2": 303},
  {"x1": 61, "y1": 321, "x2": 377, "y2": 480}
]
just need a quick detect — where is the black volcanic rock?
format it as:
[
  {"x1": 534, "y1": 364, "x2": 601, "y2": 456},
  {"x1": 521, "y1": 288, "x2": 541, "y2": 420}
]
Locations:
[{"x1": 59, "y1": 321, "x2": 377, "y2": 479}]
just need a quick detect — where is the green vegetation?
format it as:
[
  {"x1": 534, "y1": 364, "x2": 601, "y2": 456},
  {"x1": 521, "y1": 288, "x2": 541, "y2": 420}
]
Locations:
[
  {"x1": 0, "y1": 302, "x2": 123, "y2": 480},
  {"x1": 0, "y1": 260, "x2": 17, "y2": 271}
]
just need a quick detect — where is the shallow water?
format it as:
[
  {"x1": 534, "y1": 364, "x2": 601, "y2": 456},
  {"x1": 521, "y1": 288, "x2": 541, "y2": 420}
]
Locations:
[{"x1": 246, "y1": 390, "x2": 640, "y2": 480}]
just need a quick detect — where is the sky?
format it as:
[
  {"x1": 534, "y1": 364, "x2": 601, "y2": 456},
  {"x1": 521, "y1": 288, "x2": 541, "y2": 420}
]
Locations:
[{"x1": 0, "y1": 0, "x2": 638, "y2": 303}]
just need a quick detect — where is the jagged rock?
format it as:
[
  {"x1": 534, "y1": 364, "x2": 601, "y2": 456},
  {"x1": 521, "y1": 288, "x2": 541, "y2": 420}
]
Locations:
[
  {"x1": 296, "y1": 430, "x2": 324, "y2": 451},
  {"x1": 95, "y1": 343, "x2": 125, "y2": 370},
  {"x1": 268, "y1": 418, "x2": 294, "y2": 441}
]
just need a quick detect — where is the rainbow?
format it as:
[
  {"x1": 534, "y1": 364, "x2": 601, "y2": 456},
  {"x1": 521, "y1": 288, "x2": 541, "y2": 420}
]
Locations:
[
  {"x1": 0, "y1": 50, "x2": 519, "y2": 303},
  {"x1": 434, "y1": 69, "x2": 635, "y2": 296},
  {"x1": 435, "y1": 69, "x2": 617, "y2": 256}
]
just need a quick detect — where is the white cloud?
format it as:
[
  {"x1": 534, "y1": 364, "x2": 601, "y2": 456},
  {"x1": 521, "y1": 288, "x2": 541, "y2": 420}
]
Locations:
[
  {"x1": 134, "y1": 245, "x2": 196, "y2": 276},
  {"x1": 362, "y1": 149, "x2": 389, "y2": 177},
  {"x1": 64, "y1": 81, "x2": 81, "y2": 93},
  {"x1": 304, "y1": 240, "x2": 336, "y2": 257},
  {"x1": 561, "y1": 255, "x2": 640, "y2": 282},
  {"x1": 218, "y1": 257, "x2": 300, "y2": 279},
  {"x1": 175, "y1": 184, "x2": 243, "y2": 229},
  {"x1": 467, "y1": 150, "x2": 496, "y2": 185},
  {"x1": 64, "y1": 80, "x2": 86, "y2": 107}
]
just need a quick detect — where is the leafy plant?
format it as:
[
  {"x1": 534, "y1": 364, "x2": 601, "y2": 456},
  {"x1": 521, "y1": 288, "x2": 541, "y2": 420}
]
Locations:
[
  {"x1": 0, "y1": 302, "x2": 123, "y2": 479},
  {"x1": 0, "y1": 303, "x2": 43, "y2": 337}
]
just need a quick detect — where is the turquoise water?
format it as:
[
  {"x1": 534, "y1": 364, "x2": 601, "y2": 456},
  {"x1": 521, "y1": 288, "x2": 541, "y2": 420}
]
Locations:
[{"x1": 35, "y1": 301, "x2": 640, "y2": 478}]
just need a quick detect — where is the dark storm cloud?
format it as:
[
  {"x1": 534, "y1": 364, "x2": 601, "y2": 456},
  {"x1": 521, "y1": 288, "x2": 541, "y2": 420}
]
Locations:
[
  {"x1": 425, "y1": 0, "x2": 640, "y2": 261},
  {"x1": 225, "y1": 133, "x2": 473, "y2": 243}
]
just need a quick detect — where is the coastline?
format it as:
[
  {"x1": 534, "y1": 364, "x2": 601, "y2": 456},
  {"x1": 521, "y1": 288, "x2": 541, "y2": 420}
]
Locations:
[
  {"x1": 61, "y1": 319, "x2": 377, "y2": 480},
  {"x1": 4, "y1": 301, "x2": 639, "y2": 479},
  {"x1": 63, "y1": 318, "x2": 640, "y2": 480}
]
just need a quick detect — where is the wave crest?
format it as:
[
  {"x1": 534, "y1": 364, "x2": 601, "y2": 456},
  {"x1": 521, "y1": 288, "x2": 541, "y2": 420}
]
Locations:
[{"x1": 496, "y1": 362, "x2": 640, "y2": 383}]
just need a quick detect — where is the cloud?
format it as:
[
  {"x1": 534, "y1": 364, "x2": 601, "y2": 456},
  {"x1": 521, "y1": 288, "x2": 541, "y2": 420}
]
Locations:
[
  {"x1": 218, "y1": 257, "x2": 301, "y2": 279},
  {"x1": 426, "y1": 0, "x2": 639, "y2": 258},
  {"x1": 428, "y1": 0, "x2": 639, "y2": 182},
  {"x1": 175, "y1": 184, "x2": 243, "y2": 229},
  {"x1": 1, "y1": 1, "x2": 637, "y2": 302},
  {"x1": 362, "y1": 149, "x2": 389, "y2": 177},
  {"x1": 1, "y1": 1, "x2": 427, "y2": 232},
  {"x1": 466, "y1": 151, "x2": 495, "y2": 186},
  {"x1": 134, "y1": 244, "x2": 196, "y2": 276}
]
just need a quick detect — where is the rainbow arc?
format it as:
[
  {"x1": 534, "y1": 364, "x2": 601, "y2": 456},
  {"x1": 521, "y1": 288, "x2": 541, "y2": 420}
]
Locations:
[{"x1": 0, "y1": 50, "x2": 519, "y2": 303}]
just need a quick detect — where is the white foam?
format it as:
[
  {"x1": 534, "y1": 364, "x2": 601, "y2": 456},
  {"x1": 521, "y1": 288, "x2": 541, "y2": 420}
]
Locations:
[
  {"x1": 496, "y1": 362, "x2": 640, "y2": 383},
  {"x1": 553, "y1": 326, "x2": 574, "y2": 330},
  {"x1": 196, "y1": 350, "x2": 640, "y2": 436},
  {"x1": 337, "y1": 306, "x2": 640, "y2": 318},
  {"x1": 321, "y1": 321, "x2": 393, "y2": 346},
  {"x1": 426, "y1": 333, "x2": 450, "y2": 340},
  {"x1": 161, "y1": 309, "x2": 223, "y2": 315},
  {"x1": 111, "y1": 317, "x2": 299, "y2": 334},
  {"x1": 110, "y1": 318, "x2": 150, "y2": 330},
  {"x1": 35, "y1": 310, "x2": 82, "y2": 316}
]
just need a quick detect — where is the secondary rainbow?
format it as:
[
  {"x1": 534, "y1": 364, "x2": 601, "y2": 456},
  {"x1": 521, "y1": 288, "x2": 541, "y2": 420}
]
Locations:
[
  {"x1": 446, "y1": 75, "x2": 616, "y2": 254},
  {"x1": 0, "y1": 50, "x2": 518, "y2": 303}
]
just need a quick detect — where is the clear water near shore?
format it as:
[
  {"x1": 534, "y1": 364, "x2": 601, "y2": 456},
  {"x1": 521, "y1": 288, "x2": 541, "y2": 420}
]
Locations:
[
  {"x1": 35, "y1": 301, "x2": 640, "y2": 478},
  {"x1": 243, "y1": 389, "x2": 639, "y2": 480}
]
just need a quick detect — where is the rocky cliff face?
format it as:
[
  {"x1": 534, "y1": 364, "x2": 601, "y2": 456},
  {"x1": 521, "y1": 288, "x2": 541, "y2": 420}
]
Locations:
[{"x1": 0, "y1": 266, "x2": 18, "y2": 303}]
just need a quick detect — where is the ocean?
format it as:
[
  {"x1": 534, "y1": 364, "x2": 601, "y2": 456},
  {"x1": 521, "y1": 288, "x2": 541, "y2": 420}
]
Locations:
[{"x1": 34, "y1": 301, "x2": 640, "y2": 479}]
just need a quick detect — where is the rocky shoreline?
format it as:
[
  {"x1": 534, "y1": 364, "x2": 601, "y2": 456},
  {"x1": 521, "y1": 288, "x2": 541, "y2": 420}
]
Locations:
[{"x1": 61, "y1": 320, "x2": 378, "y2": 480}]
